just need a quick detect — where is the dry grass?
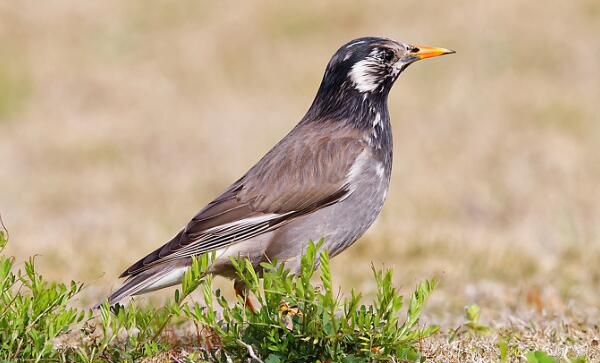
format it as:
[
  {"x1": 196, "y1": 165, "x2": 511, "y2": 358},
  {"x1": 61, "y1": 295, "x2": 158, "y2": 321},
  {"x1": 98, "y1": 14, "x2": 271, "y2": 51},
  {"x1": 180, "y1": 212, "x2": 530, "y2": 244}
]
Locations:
[{"x1": 1, "y1": 1, "x2": 600, "y2": 359}]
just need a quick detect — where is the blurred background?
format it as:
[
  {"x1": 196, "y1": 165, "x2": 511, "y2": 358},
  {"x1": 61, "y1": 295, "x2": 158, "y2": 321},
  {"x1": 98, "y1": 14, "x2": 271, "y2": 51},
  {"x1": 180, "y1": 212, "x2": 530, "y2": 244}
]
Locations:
[{"x1": 1, "y1": 1, "x2": 599, "y2": 325}]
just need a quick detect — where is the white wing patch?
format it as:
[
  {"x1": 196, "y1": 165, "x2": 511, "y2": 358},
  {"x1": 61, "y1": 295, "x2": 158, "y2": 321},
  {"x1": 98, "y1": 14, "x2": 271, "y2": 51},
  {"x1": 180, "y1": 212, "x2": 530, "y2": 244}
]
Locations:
[
  {"x1": 202, "y1": 213, "x2": 282, "y2": 233},
  {"x1": 169, "y1": 211, "x2": 295, "y2": 259}
]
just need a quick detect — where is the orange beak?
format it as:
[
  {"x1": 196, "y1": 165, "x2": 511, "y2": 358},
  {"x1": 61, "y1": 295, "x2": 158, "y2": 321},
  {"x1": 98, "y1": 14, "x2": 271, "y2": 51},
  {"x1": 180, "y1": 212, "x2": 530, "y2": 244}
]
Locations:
[{"x1": 413, "y1": 45, "x2": 455, "y2": 60}]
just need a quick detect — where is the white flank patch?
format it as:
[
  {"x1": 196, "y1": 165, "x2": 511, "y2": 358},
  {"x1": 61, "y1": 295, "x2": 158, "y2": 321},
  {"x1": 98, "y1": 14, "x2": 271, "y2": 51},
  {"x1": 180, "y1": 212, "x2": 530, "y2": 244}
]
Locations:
[
  {"x1": 349, "y1": 59, "x2": 381, "y2": 93},
  {"x1": 211, "y1": 243, "x2": 252, "y2": 263},
  {"x1": 140, "y1": 266, "x2": 188, "y2": 293},
  {"x1": 211, "y1": 244, "x2": 251, "y2": 262}
]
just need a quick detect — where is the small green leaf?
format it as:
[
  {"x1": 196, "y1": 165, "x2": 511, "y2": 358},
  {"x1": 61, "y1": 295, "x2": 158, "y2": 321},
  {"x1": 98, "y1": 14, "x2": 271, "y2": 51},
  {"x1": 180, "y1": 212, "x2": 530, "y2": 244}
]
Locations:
[
  {"x1": 465, "y1": 304, "x2": 481, "y2": 322},
  {"x1": 265, "y1": 353, "x2": 282, "y2": 363},
  {"x1": 526, "y1": 351, "x2": 557, "y2": 363}
]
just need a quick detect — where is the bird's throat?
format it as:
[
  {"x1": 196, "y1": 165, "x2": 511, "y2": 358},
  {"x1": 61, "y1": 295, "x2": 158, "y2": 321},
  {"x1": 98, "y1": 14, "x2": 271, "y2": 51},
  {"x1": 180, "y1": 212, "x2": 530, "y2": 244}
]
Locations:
[{"x1": 304, "y1": 83, "x2": 389, "y2": 127}]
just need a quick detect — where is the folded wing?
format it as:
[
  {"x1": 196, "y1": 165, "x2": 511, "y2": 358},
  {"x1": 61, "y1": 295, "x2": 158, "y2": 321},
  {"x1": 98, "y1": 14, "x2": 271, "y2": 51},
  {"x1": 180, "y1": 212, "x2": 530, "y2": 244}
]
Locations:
[{"x1": 120, "y1": 125, "x2": 365, "y2": 278}]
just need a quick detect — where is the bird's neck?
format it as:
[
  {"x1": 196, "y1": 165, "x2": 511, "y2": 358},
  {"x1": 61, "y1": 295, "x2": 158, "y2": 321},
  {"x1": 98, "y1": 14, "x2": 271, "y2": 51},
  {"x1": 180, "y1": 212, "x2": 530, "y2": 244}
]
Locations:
[
  {"x1": 303, "y1": 84, "x2": 391, "y2": 129},
  {"x1": 302, "y1": 86, "x2": 393, "y2": 167}
]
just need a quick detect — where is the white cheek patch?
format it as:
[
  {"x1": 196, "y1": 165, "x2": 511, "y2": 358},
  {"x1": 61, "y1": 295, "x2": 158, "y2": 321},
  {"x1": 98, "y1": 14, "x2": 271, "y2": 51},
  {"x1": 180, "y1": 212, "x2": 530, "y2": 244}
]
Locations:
[{"x1": 349, "y1": 59, "x2": 383, "y2": 93}]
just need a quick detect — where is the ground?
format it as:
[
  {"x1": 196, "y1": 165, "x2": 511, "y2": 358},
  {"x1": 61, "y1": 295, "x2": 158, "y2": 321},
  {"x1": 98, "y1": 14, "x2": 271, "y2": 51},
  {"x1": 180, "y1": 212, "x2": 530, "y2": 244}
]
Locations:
[{"x1": 1, "y1": 1, "x2": 599, "y2": 361}]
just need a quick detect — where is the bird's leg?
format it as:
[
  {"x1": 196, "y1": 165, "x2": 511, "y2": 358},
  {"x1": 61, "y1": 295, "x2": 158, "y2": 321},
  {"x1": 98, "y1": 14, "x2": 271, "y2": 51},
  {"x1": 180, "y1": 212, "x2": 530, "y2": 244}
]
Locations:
[{"x1": 233, "y1": 279, "x2": 256, "y2": 313}]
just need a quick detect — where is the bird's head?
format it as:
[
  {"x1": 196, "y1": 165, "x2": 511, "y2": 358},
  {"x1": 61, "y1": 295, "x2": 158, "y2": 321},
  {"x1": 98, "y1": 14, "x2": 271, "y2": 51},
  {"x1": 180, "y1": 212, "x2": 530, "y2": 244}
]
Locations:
[
  {"x1": 304, "y1": 36, "x2": 454, "y2": 125},
  {"x1": 324, "y1": 37, "x2": 455, "y2": 95}
]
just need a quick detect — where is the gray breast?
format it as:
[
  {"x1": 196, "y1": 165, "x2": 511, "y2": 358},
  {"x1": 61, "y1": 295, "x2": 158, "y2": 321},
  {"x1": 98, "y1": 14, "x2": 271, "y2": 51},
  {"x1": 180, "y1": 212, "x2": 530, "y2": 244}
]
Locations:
[{"x1": 265, "y1": 148, "x2": 391, "y2": 269}]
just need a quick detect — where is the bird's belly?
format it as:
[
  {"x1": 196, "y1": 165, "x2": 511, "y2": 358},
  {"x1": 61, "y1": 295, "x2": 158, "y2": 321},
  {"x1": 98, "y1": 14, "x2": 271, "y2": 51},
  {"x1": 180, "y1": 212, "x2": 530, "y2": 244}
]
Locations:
[
  {"x1": 267, "y1": 161, "x2": 390, "y2": 268},
  {"x1": 208, "y1": 232, "x2": 274, "y2": 279},
  {"x1": 321, "y1": 167, "x2": 389, "y2": 257}
]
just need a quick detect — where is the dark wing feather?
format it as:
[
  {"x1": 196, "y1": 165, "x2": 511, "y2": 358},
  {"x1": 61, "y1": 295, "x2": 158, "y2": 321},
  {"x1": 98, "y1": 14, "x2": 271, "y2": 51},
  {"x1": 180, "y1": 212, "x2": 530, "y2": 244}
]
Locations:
[{"x1": 120, "y1": 123, "x2": 364, "y2": 278}]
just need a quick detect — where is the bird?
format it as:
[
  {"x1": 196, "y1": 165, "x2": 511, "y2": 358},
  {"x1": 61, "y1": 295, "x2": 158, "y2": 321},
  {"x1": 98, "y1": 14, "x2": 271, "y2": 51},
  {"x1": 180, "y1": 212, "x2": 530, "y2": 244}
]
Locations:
[{"x1": 103, "y1": 36, "x2": 454, "y2": 306}]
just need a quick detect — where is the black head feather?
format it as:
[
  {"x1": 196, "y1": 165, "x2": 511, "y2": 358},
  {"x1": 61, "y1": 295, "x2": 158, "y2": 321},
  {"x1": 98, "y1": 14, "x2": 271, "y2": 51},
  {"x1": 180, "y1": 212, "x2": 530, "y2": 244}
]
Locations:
[{"x1": 303, "y1": 37, "x2": 415, "y2": 127}]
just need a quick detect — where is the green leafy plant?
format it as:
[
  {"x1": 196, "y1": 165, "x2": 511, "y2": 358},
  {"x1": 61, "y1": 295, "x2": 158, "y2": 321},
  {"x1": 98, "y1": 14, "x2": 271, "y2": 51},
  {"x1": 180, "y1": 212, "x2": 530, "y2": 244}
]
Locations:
[
  {"x1": 0, "y1": 226, "x2": 439, "y2": 362},
  {"x1": 463, "y1": 304, "x2": 490, "y2": 334},
  {"x1": 526, "y1": 351, "x2": 558, "y2": 363},
  {"x1": 69, "y1": 301, "x2": 172, "y2": 362},
  {"x1": 181, "y1": 240, "x2": 439, "y2": 362},
  {"x1": 0, "y1": 228, "x2": 85, "y2": 362},
  {"x1": 525, "y1": 351, "x2": 587, "y2": 363},
  {"x1": 448, "y1": 303, "x2": 490, "y2": 342}
]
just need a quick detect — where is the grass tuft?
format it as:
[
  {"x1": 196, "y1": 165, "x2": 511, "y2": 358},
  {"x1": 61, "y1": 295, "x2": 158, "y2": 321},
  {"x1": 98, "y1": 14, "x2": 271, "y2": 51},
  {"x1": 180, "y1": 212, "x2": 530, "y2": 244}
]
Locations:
[
  {"x1": 0, "y1": 229, "x2": 85, "y2": 362},
  {"x1": 0, "y1": 233, "x2": 438, "y2": 362},
  {"x1": 180, "y1": 240, "x2": 439, "y2": 362}
]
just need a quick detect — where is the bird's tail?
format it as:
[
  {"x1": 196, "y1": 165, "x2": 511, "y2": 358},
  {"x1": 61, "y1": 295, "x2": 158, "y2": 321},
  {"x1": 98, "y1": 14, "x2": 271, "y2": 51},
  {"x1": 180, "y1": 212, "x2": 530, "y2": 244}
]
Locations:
[{"x1": 96, "y1": 261, "x2": 189, "y2": 308}]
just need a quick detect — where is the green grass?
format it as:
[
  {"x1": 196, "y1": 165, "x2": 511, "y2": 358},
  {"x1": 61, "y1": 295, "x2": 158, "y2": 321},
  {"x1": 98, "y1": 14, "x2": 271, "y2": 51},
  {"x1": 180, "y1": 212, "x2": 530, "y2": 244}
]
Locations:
[
  {"x1": 0, "y1": 230, "x2": 441, "y2": 362},
  {"x1": 1, "y1": 225, "x2": 595, "y2": 362}
]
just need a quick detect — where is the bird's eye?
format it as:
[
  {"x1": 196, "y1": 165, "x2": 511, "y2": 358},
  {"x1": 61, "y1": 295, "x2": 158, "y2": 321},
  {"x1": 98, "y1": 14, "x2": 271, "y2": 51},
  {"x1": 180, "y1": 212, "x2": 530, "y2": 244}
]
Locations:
[{"x1": 381, "y1": 49, "x2": 395, "y2": 62}]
